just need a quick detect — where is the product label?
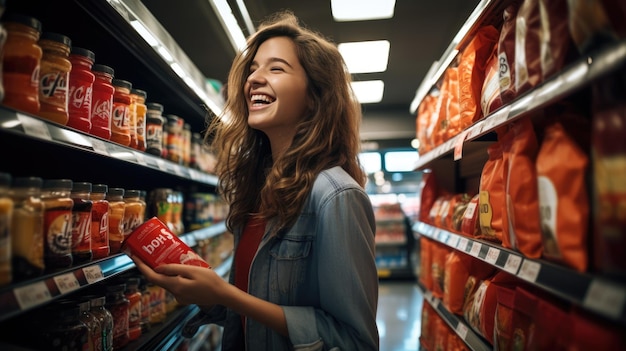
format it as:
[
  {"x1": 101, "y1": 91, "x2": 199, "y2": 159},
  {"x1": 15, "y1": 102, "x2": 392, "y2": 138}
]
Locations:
[
  {"x1": 69, "y1": 84, "x2": 92, "y2": 110},
  {"x1": 71, "y1": 210, "x2": 92, "y2": 252},
  {"x1": 92, "y1": 98, "x2": 112, "y2": 125},
  {"x1": 39, "y1": 71, "x2": 69, "y2": 108},
  {"x1": 44, "y1": 209, "x2": 72, "y2": 255},
  {"x1": 112, "y1": 103, "x2": 129, "y2": 130}
]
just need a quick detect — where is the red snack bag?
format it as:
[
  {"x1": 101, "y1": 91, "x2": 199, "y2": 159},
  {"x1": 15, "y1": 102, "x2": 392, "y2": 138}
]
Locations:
[
  {"x1": 461, "y1": 194, "x2": 480, "y2": 237},
  {"x1": 478, "y1": 140, "x2": 505, "y2": 243}
]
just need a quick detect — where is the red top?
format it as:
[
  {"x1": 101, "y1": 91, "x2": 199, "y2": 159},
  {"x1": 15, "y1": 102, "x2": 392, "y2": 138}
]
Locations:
[{"x1": 234, "y1": 217, "x2": 266, "y2": 329}]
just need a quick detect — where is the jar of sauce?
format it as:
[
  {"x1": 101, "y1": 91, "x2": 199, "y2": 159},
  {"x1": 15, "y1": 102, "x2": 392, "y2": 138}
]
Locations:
[
  {"x1": 67, "y1": 47, "x2": 95, "y2": 133},
  {"x1": 0, "y1": 172, "x2": 13, "y2": 286},
  {"x1": 70, "y1": 181, "x2": 92, "y2": 264},
  {"x1": 2, "y1": 13, "x2": 42, "y2": 115},
  {"x1": 41, "y1": 178, "x2": 73, "y2": 269},
  {"x1": 106, "y1": 187, "x2": 125, "y2": 254},
  {"x1": 90, "y1": 184, "x2": 110, "y2": 260},
  {"x1": 38, "y1": 32, "x2": 72, "y2": 125},
  {"x1": 145, "y1": 102, "x2": 165, "y2": 156},
  {"x1": 110, "y1": 78, "x2": 132, "y2": 146},
  {"x1": 90, "y1": 64, "x2": 114, "y2": 140},
  {"x1": 131, "y1": 89, "x2": 147, "y2": 151}
]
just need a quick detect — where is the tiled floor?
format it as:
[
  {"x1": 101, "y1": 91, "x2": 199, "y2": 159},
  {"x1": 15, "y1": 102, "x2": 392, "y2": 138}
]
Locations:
[{"x1": 377, "y1": 279, "x2": 423, "y2": 351}]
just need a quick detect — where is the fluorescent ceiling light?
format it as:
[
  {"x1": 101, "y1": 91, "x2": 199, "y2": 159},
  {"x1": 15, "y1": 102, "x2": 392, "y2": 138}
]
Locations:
[
  {"x1": 339, "y1": 40, "x2": 390, "y2": 74},
  {"x1": 351, "y1": 80, "x2": 384, "y2": 104},
  {"x1": 331, "y1": 0, "x2": 396, "y2": 21},
  {"x1": 130, "y1": 20, "x2": 159, "y2": 46},
  {"x1": 209, "y1": 0, "x2": 248, "y2": 52}
]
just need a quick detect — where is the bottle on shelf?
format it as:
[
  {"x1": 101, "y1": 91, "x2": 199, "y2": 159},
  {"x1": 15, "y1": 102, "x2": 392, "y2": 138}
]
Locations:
[
  {"x1": 67, "y1": 47, "x2": 96, "y2": 133},
  {"x1": 90, "y1": 64, "x2": 115, "y2": 140},
  {"x1": 124, "y1": 277, "x2": 143, "y2": 341},
  {"x1": 70, "y1": 181, "x2": 93, "y2": 265},
  {"x1": 41, "y1": 178, "x2": 74, "y2": 269},
  {"x1": 37, "y1": 32, "x2": 72, "y2": 125},
  {"x1": 2, "y1": 13, "x2": 42, "y2": 115},
  {"x1": 0, "y1": 172, "x2": 13, "y2": 286},
  {"x1": 122, "y1": 189, "x2": 146, "y2": 242},
  {"x1": 8, "y1": 176, "x2": 45, "y2": 280},
  {"x1": 106, "y1": 187, "x2": 125, "y2": 254},
  {"x1": 110, "y1": 78, "x2": 132, "y2": 146},
  {"x1": 105, "y1": 283, "x2": 130, "y2": 349},
  {"x1": 145, "y1": 102, "x2": 165, "y2": 157},
  {"x1": 90, "y1": 183, "x2": 110, "y2": 260},
  {"x1": 85, "y1": 294, "x2": 114, "y2": 351},
  {"x1": 130, "y1": 88, "x2": 147, "y2": 152}
]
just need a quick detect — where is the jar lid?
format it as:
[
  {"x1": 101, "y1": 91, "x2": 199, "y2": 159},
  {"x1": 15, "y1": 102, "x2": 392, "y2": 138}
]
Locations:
[
  {"x1": 107, "y1": 187, "x2": 125, "y2": 197},
  {"x1": 124, "y1": 189, "x2": 141, "y2": 198},
  {"x1": 92, "y1": 183, "x2": 108, "y2": 194},
  {"x1": 43, "y1": 178, "x2": 73, "y2": 190},
  {"x1": 0, "y1": 172, "x2": 10, "y2": 187},
  {"x1": 71, "y1": 47, "x2": 95, "y2": 62},
  {"x1": 131, "y1": 89, "x2": 147, "y2": 99},
  {"x1": 40, "y1": 32, "x2": 72, "y2": 47},
  {"x1": 12, "y1": 176, "x2": 43, "y2": 188},
  {"x1": 72, "y1": 181, "x2": 92, "y2": 193},
  {"x1": 92, "y1": 63, "x2": 115, "y2": 76},
  {"x1": 112, "y1": 79, "x2": 132, "y2": 90},
  {"x1": 146, "y1": 102, "x2": 164, "y2": 112},
  {"x1": 3, "y1": 13, "x2": 42, "y2": 32}
]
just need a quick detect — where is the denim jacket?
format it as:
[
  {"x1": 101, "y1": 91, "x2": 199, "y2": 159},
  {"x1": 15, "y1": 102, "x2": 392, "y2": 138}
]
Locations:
[{"x1": 183, "y1": 166, "x2": 379, "y2": 350}]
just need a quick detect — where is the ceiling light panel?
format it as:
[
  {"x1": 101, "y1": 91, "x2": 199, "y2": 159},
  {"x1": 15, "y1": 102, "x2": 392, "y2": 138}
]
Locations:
[
  {"x1": 339, "y1": 40, "x2": 390, "y2": 74},
  {"x1": 351, "y1": 80, "x2": 384, "y2": 104},
  {"x1": 331, "y1": 0, "x2": 396, "y2": 21}
]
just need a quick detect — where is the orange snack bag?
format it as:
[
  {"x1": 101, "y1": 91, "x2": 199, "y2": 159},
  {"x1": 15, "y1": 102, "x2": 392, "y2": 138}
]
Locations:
[
  {"x1": 443, "y1": 250, "x2": 473, "y2": 315},
  {"x1": 503, "y1": 117, "x2": 542, "y2": 258},
  {"x1": 430, "y1": 241, "x2": 449, "y2": 299},
  {"x1": 458, "y1": 25, "x2": 499, "y2": 126},
  {"x1": 417, "y1": 92, "x2": 438, "y2": 154},
  {"x1": 478, "y1": 141, "x2": 505, "y2": 243},
  {"x1": 514, "y1": 0, "x2": 542, "y2": 97},
  {"x1": 481, "y1": 46, "x2": 503, "y2": 117},
  {"x1": 536, "y1": 116, "x2": 590, "y2": 272},
  {"x1": 461, "y1": 194, "x2": 480, "y2": 237},
  {"x1": 418, "y1": 171, "x2": 439, "y2": 224},
  {"x1": 445, "y1": 67, "x2": 462, "y2": 140},
  {"x1": 498, "y1": 3, "x2": 521, "y2": 104},
  {"x1": 418, "y1": 236, "x2": 433, "y2": 291}
]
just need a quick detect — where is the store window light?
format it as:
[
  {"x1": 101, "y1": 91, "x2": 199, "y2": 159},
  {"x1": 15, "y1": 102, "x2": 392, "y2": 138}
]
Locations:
[
  {"x1": 338, "y1": 40, "x2": 390, "y2": 74},
  {"x1": 331, "y1": 0, "x2": 396, "y2": 21},
  {"x1": 385, "y1": 151, "x2": 419, "y2": 172},
  {"x1": 351, "y1": 80, "x2": 384, "y2": 104},
  {"x1": 359, "y1": 152, "x2": 382, "y2": 174}
]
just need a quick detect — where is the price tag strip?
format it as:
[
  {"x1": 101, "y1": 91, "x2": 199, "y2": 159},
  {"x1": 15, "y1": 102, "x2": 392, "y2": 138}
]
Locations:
[
  {"x1": 17, "y1": 114, "x2": 52, "y2": 141},
  {"x1": 13, "y1": 282, "x2": 52, "y2": 311},
  {"x1": 53, "y1": 273, "x2": 80, "y2": 294},
  {"x1": 583, "y1": 279, "x2": 626, "y2": 320}
]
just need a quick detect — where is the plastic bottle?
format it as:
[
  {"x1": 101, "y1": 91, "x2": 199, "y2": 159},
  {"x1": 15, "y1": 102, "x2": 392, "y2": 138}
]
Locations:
[
  {"x1": 41, "y1": 178, "x2": 73, "y2": 269},
  {"x1": 124, "y1": 277, "x2": 143, "y2": 341},
  {"x1": 85, "y1": 295, "x2": 114, "y2": 351},
  {"x1": 145, "y1": 102, "x2": 165, "y2": 156},
  {"x1": 67, "y1": 47, "x2": 95, "y2": 133},
  {"x1": 38, "y1": 32, "x2": 72, "y2": 125},
  {"x1": 2, "y1": 13, "x2": 42, "y2": 115},
  {"x1": 90, "y1": 184, "x2": 110, "y2": 260},
  {"x1": 130, "y1": 89, "x2": 147, "y2": 151},
  {"x1": 0, "y1": 172, "x2": 13, "y2": 286},
  {"x1": 105, "y1": 283, "x2": 130, "y2": 349},
  {"x1": 70, "y1": 181, "x2": 93, "y2": 264},
  {"x1": 9, "y1": 176, "x2": 45, "y2": 280},
  {"x1": 122, "y1": 189, "x2": 145, "y2": 242},
  {"x1": 90, "y1": 64, "x2": 114, "y2": 140},
  {"x1": 110, "y1": 79, "x2": 132, "y2": 146},
  {"x1": 106, "y1": 187, "x2": 125, "y2": 254}
]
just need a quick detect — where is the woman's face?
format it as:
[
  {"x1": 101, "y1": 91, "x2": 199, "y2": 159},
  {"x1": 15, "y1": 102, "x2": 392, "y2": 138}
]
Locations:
[{"x1": 245, "y1": 36, "x2": 309, "y2": 148}]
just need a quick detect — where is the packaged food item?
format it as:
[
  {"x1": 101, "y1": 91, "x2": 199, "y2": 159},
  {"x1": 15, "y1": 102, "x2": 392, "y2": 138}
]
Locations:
[
  {"x1": 70, "y1": 181, "x2": 92, "y2": 264},
  {"x1": 105, "y1": 283, "x2": 130, "y2": 349},
  {"x1": 41, "y1": 178, "x2": 74, "y2": 269},
  {"x1": 90, "y1": 184, "x2": 110, "y2": 259},
  {"x1": 90, "y1": 64, "x2": 115, "y2": 140},
  {"x1": 498, "y1": 4, "x2": 520, "y2": 104},
  {"x1": 130, "y1": 89, "x2": 147, "y2": 151},
  {"x1": 124, "y1": 277, "x2": 142, "y2": 341},
  {"x1": 75, "y1": 298, "x2": 102, "y2": 351},
  {"x1": 85, "y1": 295, "x2": 114, "y2": 351},
  {"x1": 478, "y1": 140, "x2": 505, "y2": 243},
  {"x1": 106, "y1": 187, "x2": 125, "y2": 254},
  {"x1": 38, "y1": 32, "x2": 72, "y2": 125},
  {"x1": 2, "y1": 13, "x2": 42, "y2": 114},
  {"x1": 39, "y1": 303, "x2": 89, "y2": 350},
  {"x1": 110, "y1": 79, "x2": 132, "y2": 146},
  {"x1": 121, "y1": 217, "x2": 210, "y2": 269},
  {"x1": 67, "y1": 47, "x2": 95, "y2": 133},
  {"x1": 122, "y1": 189, "x2": 145, "y2": 242},
  {"x1": 9, "y1": 176, "x2": 45, "y2": 280},
  {"x1": 145, "y1": 102, "x2": 165, "y2": 156}
]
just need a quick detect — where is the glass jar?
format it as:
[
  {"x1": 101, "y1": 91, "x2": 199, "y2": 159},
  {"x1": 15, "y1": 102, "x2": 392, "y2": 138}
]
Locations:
[
  {"x1": 147, "y1": 188, "x2": 174, "y2": 234},
  {"x1": 67, "y1": 47, "x2": 95, "y2": 133},
  {"x1": 40, "y1": 304, "x2": 89, "y2": 351},
  {"x1": 70, "y1": 181, "x2": 92, "y2": 264},
  {"x1": 182, "y1": 122, "x2": 192, "y2": 167},
  {"x1": 110, "y1": 78, "x2": 132, "y2": 146},
  {"x1": 41, "y1": 178, "x2": 73, "y2": 269},
  {"x1": 131, "y1": 89, "x2": 147, "y2": 152},
  {"x1": 90, "y1": 64, "x2": 114, "y2": 140},
  {"x1": 9, "y1": 176, "x2": 45, "y2": 280},
  {"x1": 38, "y1": 32, "x2": 72, "y2": 125},
  {"x1": 139, "y1": 277, "x2": 151, "y2": 333},
  {"x1": 122, "y1": 189, "x2": 146, "y2": 242},
  {"x1": 105, "y1": 187, "x2": 125, "y2": 254},
  {"x1": 124, "y1": 277, "x2": 143, "y2": 341},
  {"x1": 90, "y1": 184, "x2": 110, "y2": 260},
  {"x1": 0, "y1": 172, "x2": 13, "y2": 286},
  {"x1": 145, "y1": 102, "x2": 165, "y2": 156},
  {"x1": 165, "y1": 114, "x2": 183, "y2": 164},
  {"x1": 76, "y1": 298, "x2": 102, "y2": 351},
  {"x1": 85, "y1": 295, "x2": 113, "y2": 351},
  {"x1": 105, "y1": 283, "x2": 130, "y2": 349}
]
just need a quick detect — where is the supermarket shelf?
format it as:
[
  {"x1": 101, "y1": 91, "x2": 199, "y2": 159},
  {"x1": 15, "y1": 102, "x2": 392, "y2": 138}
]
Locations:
[
  {"x1": 0, "y1": 107, "x2": 218, "y2": 187},
  {"x1": 416, "y1": 282, "x2": 491, "y2": 351},
  {"x1": 413, "y1": 221, "x2": 626, "y2": 326},
  {"x1": 413, "y1": 39, "x2": 626, "y2": 170},
  {"x1": 0, "y1": 221, "x2": 229, "y2": 323}
]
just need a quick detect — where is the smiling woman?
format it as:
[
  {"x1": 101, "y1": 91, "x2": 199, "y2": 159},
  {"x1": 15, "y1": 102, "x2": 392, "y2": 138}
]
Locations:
[{"x1": 131, "y1": 10, "x2": 380, "y2": 351}]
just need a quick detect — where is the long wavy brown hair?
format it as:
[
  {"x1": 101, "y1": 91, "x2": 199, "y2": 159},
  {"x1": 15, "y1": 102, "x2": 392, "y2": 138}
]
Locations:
[{"x1": 206, "y1": 10, "x2": 366, "y2": 236}]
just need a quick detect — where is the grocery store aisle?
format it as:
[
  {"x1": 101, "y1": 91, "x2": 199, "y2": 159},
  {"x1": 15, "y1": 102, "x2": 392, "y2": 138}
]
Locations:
[{"x1": 377, "y1": 279, "x2": 423, "y2": 351}]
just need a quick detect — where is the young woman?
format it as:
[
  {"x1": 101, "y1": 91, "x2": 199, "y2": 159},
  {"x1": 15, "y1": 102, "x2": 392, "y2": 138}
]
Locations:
[{"x1": 131, "y1": 11, "x2": 379, "y2": 350}]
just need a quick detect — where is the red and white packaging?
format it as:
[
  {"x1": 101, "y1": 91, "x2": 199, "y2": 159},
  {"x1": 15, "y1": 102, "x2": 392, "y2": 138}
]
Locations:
[{"x1": 122, "y1": 217, "x2": 210, "y2": 269}]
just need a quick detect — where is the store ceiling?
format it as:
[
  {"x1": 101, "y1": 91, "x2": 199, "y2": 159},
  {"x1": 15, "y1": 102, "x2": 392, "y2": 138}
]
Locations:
[{"x1": 142, "y1": 0, "x2": 478, "y2": 148}]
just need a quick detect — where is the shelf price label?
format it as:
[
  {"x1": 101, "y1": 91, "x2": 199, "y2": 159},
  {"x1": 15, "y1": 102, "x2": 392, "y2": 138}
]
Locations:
[
  {"x1": 82, "y1": 265, "x2": 104, "y2": 284},
  {"x1": 133, "y1": 151, "x2": 147, "y2": 166},
  {"x1": 14, "y1": 282, "x2": 52, "y2": 310},
  {"x1": 454, "y1": 130, "x2": 469, "y2": 161},
  {"x1": 485, "y1": 247, "x2": 500, "y2": 265},
  {"x1": 503, "y1": 254, "x2": 522, "y2": 275},
  {"x1": 90, "y1": 138, "x2": 109, "y2": 155},
  {"x1": 17, "y1": 113, "x2": 52, "y2": 141},
  {"x1": 455, "y1": 322, "x2": 469, "y2": 340},
  {"x1": 518, "y1": 260, "x2": 541, "y2": 283},
  {"x1": 470, "y1": 242, "x2": 482, "y2": 257},
  {"x1": 458, "y1": 237, "x2": 469, "y2": 251},
  {"x1": 53, "y1": 273, "x2": 80, "y2": 294},
  {"x1": 447, "y1": 234, "x2": 459, "y2": 248},
  {"x1": 583, "y1": 279, "x2": 626, "y2": 319}
]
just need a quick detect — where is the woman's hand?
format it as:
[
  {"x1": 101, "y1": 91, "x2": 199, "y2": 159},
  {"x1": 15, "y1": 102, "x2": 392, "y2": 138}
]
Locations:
[{"x1": 131, "y1": 255, "x2": 228, "y2": 308}]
